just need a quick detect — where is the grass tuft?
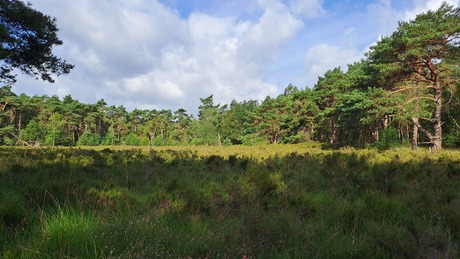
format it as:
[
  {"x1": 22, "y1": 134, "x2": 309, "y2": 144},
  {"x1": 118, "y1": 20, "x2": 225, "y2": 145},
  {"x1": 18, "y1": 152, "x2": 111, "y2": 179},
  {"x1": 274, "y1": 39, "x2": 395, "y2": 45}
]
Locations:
[{"x1": 0, "y1": 145, "x2": 458, "y2": 258}]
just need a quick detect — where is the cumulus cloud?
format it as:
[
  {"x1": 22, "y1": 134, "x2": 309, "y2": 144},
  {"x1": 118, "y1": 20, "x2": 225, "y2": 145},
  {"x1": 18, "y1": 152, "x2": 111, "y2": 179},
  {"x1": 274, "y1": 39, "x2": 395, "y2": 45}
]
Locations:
[
  {"x1": 288, "y1": 0, "x2": 325, "y2": 18},
  {"x1": 404, "y1": 0, "x2": 460, "y2": 20},
  {"x1": 16, "y1": 0, "x2": 306, "y2": 113},
  {"x1": 304, "y1": 44, "x2": 362, "y2": 85},
  {"x1": 366, "y1": 0, "x2": 404, "y2": 38},
  {"x1": 15, "y1": 0, "x2": 449, "y2": 114}
]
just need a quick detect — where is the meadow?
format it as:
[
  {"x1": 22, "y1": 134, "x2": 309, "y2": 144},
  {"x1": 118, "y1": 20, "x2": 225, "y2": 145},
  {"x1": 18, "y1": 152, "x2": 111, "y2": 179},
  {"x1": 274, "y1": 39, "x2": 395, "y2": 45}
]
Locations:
[{"x1": 0, "y1": 144, "x2": 459, "y2": 258}]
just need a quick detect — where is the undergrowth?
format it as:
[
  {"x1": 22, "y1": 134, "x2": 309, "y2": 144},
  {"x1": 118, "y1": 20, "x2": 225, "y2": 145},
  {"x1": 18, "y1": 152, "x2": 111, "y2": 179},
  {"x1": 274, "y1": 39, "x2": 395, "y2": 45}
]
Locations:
[{"x1": 0, "y1": 145, "x2": 459, "y2": 258}]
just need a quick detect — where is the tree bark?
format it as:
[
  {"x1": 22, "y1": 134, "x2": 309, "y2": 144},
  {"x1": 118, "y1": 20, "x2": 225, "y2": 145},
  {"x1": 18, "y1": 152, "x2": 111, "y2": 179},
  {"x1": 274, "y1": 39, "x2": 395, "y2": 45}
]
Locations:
[
  {"x1": 432, "y1": 81, "x2": 442, "y2": 150},
  {"x1": 329, "y1": 116, "x2": 337, "y2": 144},
  {"x1": 372, "y1": 127, "x2": 379, "y2": 143},
  {"x1": 18, "y1": 110, "x2": 22, "y2": 141},
  {"x1": 412, "y1": 117, "x2": 438, "y2": 151},
  {"x1": 412, "y1": 117, "x2": 418, "y2": 150}
]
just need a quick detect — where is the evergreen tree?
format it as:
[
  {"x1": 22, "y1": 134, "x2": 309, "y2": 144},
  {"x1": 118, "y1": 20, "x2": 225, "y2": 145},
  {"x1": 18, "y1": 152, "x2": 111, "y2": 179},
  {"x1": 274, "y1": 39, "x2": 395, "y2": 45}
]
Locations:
[
  {"x1": 220, "y1": 99, "x2": 258, "y2": 145},
  {"x1": 313, "y1": 67, "x2": 346, "y2": 144},
  {"x1": 0, "y1": 0, "x2": 73, "y2": 83},
  {"x1": 254, "y1": 95, "x2": 289, "y2": 144},
  {"x1": 197, "y1": 95, "x2": 221, "y2": 145},
  {"x1": 368, "y1": 3, "x2": 460, "y2": 150}
]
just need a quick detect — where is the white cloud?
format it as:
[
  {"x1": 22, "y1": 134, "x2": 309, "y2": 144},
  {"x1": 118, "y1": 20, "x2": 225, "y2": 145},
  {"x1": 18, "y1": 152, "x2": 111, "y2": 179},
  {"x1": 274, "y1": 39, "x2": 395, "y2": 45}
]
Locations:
[
  {"x1": 240, "y1": 0, "x2": 304, "y2": 63},
  {"x1": 70, "y1": 47, "x2": 105, "y2": 75},
  {"x1": 366, "y1": 0, "x2": 404, "y2": 37},
  {"x1": 19, "y1": 0, "x2": 448, "y2": 114},
  {"x1": 361, "y1": 0, "x2": 460, "y2": 55},
  {"x1": 304, "y1": 44, "x2": 362, "y2": 85},
  {"x1": 288, "y1": 0, "x2": 325, "y2": 18},
  {"x1": 405, "y1": 0, "x2": 460, "y2": 20},
  {"x1": 18, "y1": 0, "x2": 304, "y2": 113}
]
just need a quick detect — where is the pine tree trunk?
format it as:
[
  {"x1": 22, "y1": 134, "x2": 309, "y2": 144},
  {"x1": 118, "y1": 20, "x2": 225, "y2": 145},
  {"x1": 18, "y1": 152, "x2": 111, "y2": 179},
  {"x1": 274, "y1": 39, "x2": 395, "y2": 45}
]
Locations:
[
  {"x1": 18, "y1": 111, "x2": 22, "y2": 141},
  {"x1": 373, "y1": 127, "x2": 379, "y2": 143},
  {"x1": 52, "y1": 124, "x2": 56, "y2": 146},
  {"x1": 412, "y1": 117, "x2": 418, "y2": 151},
  {"x1": 433, "y1": 81, "x2": 442, "y2": 151},
  {"x1": 329, "y1": 116, "x2": 337, "y2": 144},
  {"x1": 383, "y1": 115, "x2": 389, "y2": 128}
]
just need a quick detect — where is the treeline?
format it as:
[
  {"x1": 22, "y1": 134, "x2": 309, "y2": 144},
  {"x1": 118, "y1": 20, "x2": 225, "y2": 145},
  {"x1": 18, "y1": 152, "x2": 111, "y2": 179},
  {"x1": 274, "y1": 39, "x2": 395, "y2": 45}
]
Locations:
[{"x1": 1, "y1": 3, "x2": 459, "y2": 149}]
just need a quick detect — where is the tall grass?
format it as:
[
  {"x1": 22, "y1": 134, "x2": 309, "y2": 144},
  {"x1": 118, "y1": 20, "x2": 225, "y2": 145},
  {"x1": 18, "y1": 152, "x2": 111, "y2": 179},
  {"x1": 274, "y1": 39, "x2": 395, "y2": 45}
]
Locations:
[{"x1": 0, "y1": 145, "x2": 459, "y2": 258}]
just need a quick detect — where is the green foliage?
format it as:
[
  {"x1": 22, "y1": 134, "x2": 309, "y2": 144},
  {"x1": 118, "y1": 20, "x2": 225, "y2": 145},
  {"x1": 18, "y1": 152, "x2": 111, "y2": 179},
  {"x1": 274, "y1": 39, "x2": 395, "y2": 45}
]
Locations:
[
  {"x1": 375, "y1": 127, "x2": 402, "y2": 150},
  {"x1": 20, "y1": 119, "x2": 43, "y2": 144},
  {"x1": 0, "y1": 187, "x2": 28, "y2": 231},
  {"x1": 101, "y1": 131, "x2": 115, "y2": 146},
  {"x1": 254, "y1": 94, "x2": 294, "y2": 144},
  {"x1": 0, "y1": 125, "x2": 15, "y2": 145},
  {"x1": 367, "y1": 3, "x2": 460, "y2": 150},
  {"x1": 0, "y1": 146, "x2": 458, "y2": 258},
  {"x1": 222, "y1": 138, "x2": 232, "y2": 146},
  {"x1": 36, "y1": 209, "x2": 99, "y2": 258},
  {"x1": 197, "y1": 95, "x2": 221, "y2": 145},
  {"x1": 220, "y1": 99, "x2": 258, "y2": 144},
  {"x1": 122, "y1": 132, "x2": 140, "y2": 146},
  {"x1": 0, "y1": 0, "x2": 74, "y2": 83},
  {"x1": 153, "y1": 135, "x2": 165, "y2": 146},
  {"x1": 0, "y1": 5, "x2": 459, "y2": 150},
  {"x1": 77, "y1": 131, "x2": 101, "y2": 146},
  {"x1": 239, "y1": 133, "x2": 268, "y2": 146},
  {"x1": 139, "y1": 136, "x2": 150, "y2": 146},
  {"x1": 444, "y1": 132, "x2": 460, "y2": 148}
]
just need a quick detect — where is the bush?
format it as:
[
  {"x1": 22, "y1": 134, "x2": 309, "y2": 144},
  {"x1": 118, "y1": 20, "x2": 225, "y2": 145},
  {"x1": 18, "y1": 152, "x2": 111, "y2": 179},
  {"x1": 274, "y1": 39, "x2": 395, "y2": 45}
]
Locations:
[
  {"x1": 153, "y1": 135, "x2": 165, "y2": 146},
  {"x1": 139, "y1": 136, "x2": 150, "y2": 146},
  {"x1": 122, "y1": 132, "x2": 140, "y2": 146},
  {"x1": 239, "y1": 134, "x2": 268, "y2": 146},
  {"x1": 20, "y1": 120, "x2": 44, "y2": 144},
  {"x1": 375, "y1": 127, "x2": 401, "y2": 150},
  {"x1": 222, "y1": 138, "x2": 232, "y2": 146},
  {"x1": 101, "y1": 133, "x2": 115, "y2": 145},
  {"x1": 444, "y1": 132, "x2": 460, "y2": 148},
  {"x1": 77, "y1": 131, "x2": 101, "y2": 146}
]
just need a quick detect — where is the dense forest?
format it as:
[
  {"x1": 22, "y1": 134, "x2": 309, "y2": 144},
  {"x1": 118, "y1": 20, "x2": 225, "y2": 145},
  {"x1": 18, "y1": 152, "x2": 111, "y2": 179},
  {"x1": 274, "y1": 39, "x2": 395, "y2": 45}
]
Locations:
[{"x1": 1, "y1": 3, "x2": 460, "y2": 150}]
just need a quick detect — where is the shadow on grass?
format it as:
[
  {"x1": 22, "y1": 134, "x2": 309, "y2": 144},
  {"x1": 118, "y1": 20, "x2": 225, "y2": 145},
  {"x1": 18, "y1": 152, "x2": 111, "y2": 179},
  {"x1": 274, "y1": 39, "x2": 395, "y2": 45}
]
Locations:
[{"x1": 0, "y1": 147, "x2": 459, "y2": 258}]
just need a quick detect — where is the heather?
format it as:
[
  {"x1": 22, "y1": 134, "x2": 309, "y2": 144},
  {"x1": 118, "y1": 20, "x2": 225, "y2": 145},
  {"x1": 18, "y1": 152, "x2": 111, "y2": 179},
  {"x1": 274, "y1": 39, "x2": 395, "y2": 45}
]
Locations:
[{"x1": 1, "y1": 145, "x2": 458, "y2": 258}]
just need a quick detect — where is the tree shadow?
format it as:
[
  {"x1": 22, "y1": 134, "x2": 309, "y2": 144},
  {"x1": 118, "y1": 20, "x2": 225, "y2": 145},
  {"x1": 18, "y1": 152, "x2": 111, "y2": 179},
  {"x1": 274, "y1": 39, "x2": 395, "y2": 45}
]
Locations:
[{"x1": 0, "y1": 147, "x2": 458, "y2": 258}]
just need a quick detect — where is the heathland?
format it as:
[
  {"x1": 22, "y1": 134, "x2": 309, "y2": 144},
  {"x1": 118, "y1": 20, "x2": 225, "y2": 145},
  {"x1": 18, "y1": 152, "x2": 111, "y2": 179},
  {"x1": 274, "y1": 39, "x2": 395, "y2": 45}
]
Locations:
[{"x1": 0, "y1": 144, "x2": 459, "y2": 258}]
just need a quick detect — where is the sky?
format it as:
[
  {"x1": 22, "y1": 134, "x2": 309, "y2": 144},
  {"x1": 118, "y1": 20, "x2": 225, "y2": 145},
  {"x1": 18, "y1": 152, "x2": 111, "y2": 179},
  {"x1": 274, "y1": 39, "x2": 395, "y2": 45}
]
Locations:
[{"x1": 12, "y1": 0, "x2": 460, "y2": 115}]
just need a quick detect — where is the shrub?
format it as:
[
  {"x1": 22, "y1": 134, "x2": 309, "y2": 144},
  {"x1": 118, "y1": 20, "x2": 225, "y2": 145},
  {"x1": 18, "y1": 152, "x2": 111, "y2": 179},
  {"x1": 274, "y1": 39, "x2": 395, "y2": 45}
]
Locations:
[
  {"x1": 139, "y1": 136, "x2": 150, "y2": 146},
  {"x1": 375, "y1": 127, "x2": 401, "y2": 150},
  {"x1": 153, "y1": 135, "x2": 165, "y2": 146},
  {"x1": 239, "y1": 134, "x2": 268, "y2": 146},
  {"x1": 77, "y1": 131, "x2": 101, "y2": 146},
  {"x1": 444, "y1": 132, "x2": 460, "y2": 148},
  {"x1": 123, "y1": 132, "x2": 140, "y2": 146},
  {"x1": 20, "y1": 120, "x2": 44, "y2": 144}
]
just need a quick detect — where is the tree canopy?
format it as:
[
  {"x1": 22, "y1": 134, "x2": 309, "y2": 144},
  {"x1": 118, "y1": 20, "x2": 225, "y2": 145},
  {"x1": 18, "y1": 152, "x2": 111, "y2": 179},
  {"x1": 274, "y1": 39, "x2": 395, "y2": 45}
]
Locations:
[
  {"x1": 0, "y1": 3, "x2": 459, "y2": 150},
  {"x1": 0, "y1": 0, "x2": 73, "y2": 83},
  {"x1": 368, "y1": 3, "x2": 460, "y2": 150}
]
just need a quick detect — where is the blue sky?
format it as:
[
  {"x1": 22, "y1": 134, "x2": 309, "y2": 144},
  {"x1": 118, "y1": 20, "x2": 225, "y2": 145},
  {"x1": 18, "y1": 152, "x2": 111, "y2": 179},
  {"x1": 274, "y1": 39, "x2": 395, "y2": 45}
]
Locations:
[{"x1": 14, "y1": 0, "x2": 460, "y2": 114}]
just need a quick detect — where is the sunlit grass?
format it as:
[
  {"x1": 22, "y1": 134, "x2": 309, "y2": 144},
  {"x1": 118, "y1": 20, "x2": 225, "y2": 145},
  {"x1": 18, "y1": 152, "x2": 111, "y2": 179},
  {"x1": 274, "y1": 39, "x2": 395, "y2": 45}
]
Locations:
[
  {"x1": 35, "y1": 208, "x2": 99, "y2": 258},
  {"x1": 0, "y1": 144, "x2": 459, "y2": 257}
]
